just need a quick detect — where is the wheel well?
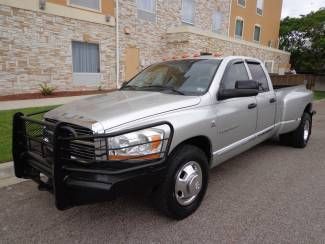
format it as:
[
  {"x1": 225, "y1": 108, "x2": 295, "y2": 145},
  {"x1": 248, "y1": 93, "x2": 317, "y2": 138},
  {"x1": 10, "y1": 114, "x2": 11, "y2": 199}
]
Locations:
[
  {"x1": 174, "y1": 136, "x2": 212, "y2": 164},
  {"x1": 304, "y1": 103, "x2": 313, "y2": 115}
]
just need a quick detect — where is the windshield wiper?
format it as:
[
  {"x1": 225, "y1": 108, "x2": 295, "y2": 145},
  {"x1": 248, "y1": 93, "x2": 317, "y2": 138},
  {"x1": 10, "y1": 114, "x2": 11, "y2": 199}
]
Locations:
[{"x1": 140, "y1": 85, "x2": 185, "y2": 95}]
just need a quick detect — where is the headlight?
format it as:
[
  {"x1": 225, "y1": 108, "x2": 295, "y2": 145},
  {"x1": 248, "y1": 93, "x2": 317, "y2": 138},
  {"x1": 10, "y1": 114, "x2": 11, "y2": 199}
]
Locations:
[{"x1": 106, "y1": 124, "x2": 171, "y2": 161}]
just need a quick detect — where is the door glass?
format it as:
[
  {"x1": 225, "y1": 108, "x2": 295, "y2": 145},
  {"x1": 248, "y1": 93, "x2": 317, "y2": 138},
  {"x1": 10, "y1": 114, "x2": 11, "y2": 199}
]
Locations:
[
  {"x1": 221, "y1": 62, "x2": 249, "y2": 89},
  {"x1": 247, "y1": 63, "x2": 269, "y2": 92}
]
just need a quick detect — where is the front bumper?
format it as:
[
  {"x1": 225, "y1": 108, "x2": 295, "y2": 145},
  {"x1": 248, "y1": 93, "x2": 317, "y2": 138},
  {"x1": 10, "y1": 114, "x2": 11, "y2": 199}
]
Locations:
[{"x1": 12, "y1": 111, "x2": 173, "y2": 210}]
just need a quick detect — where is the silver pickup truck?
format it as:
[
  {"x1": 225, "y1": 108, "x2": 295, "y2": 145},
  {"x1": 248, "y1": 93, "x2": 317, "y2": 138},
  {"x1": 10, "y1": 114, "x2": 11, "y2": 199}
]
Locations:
[{"x1": 13, "y1": 55, "x2": 315, "y2": 219}]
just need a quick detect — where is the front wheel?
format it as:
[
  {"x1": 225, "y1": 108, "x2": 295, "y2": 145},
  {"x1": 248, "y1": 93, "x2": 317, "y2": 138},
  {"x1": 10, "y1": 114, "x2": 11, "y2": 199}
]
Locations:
[{"x1": 153, "y1": 145, "x2": 209, "y2": 220}]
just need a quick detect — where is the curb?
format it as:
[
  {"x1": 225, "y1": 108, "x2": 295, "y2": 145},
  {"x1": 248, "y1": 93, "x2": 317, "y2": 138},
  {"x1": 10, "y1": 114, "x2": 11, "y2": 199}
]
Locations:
[
  {"x1": 0, "y1": 161, "x2": 15, "y2": 179},
  {"x1": 0, "y1": 161, "x2": 27, "y2": 188}
]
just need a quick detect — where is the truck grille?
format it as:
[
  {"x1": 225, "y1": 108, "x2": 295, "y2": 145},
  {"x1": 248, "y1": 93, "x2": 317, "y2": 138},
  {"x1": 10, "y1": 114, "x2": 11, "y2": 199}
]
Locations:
[{"x1": 44, "y1": 119, "x2": 95, "y2": 161}]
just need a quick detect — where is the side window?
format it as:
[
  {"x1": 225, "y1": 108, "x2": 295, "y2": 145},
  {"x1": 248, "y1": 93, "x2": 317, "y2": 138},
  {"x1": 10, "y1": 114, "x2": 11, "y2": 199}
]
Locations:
[
  {"x1": 181, "y1": 0, "x2": 195, "y2": 24},
  {"x1": 247, "y1": 63, "x2": 269, "y2": 92},
  {"x1": 221, "y1": 62, "x2": 249, "y2": 89},
  {"x1": 137, "y1": 0, "x2": 156, "y2": 22},
  {"x1": 72, "y1": 41, "x2": 100, "y2": 73}
]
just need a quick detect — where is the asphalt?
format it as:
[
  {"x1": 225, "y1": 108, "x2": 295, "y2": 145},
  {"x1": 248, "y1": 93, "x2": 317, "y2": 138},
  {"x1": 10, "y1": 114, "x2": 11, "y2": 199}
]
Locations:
[{"x1": 1, "y1": 101, "x2": 325, "y2": 243}]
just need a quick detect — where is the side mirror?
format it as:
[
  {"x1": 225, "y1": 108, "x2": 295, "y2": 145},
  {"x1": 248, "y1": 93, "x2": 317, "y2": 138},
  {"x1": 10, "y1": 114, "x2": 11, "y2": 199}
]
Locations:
[{"x1": 218, "y1": 80, "x2": 259, "y2": 100}]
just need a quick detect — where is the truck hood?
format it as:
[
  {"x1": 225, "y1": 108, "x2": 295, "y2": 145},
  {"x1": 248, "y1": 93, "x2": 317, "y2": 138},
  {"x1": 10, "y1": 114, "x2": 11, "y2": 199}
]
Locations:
[{"x1": 45, "y1": 90, "x2": 201, "y2": 131}]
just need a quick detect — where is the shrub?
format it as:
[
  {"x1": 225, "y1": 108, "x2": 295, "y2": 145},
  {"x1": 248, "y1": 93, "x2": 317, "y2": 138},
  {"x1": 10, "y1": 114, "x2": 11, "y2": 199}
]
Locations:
[{"x1": 39, "y1": 83, "x2": 56, "y2": 96}]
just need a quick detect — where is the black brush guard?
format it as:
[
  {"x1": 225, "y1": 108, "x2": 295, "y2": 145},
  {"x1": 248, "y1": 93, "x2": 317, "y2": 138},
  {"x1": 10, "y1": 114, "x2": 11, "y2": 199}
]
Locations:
[{"x1": 12, "y1": 111, "x2": 173, "y2": 210}]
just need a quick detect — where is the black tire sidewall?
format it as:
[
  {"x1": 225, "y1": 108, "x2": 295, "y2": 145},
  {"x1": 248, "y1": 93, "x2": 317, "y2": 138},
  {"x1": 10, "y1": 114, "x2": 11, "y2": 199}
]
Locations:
[
  {"x1": 296, "y1": 113, "x2": 312, "y2": 147},
  {"x1": 163, "y1": 145, "x2": 209, "y2": 219}
]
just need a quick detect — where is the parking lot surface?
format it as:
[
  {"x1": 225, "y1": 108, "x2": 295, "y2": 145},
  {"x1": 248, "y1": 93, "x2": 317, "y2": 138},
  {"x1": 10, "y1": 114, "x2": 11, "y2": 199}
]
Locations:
[{"x1": 1, "y1": 101, "x2": 325, "y2": 243}]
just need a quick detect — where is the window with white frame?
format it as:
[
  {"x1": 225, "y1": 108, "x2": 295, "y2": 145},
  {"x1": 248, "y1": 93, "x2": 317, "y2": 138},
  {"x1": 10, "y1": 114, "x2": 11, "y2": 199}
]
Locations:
[
  {"x1": 182, "y1": 0, "x2": 195, "y2": 24},
  {"x1": 256, "y1": 0, "x2": 264, "y2": 15},
  {"x1": 237, "y1": 0, "x2": 246, "y2": 7},
  {"x1": 235, "y1": 18, "x2": 244, "y2": 39},
  {"x1": 212, "y1": 11, "x2": 223, "y2": 34},
  {"x1": 69, "y1": 0, "x2": 101, "y2": 11},
  {"x1": 137, "y1": 0, "x2": 156, "y2": 21},
  {"x1": 264, "y1": 60, "x2": 274, "y2": 73},
  {"x1": 254, "y1": 25, "x2": 261, "y2": 42}
]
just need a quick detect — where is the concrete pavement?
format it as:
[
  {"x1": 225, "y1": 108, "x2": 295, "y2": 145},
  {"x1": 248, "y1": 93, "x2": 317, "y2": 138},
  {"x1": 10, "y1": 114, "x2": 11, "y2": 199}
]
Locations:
[
  {"x1": 0, "y1": 101, "x2": 325, "y2": 243},
  {"x1": 0, "y1": 95, "x2": 96, "y2": 110}
]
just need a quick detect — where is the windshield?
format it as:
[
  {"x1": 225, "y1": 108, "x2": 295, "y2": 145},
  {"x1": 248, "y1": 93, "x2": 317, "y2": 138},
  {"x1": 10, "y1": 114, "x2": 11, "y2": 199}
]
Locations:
[{"x1": 121, "y1": 59, "x2": 222, "y2": 95}]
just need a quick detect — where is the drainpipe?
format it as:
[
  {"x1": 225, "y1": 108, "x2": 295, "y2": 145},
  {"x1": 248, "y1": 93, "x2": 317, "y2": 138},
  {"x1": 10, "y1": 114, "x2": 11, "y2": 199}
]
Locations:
[
  {"x1": 115, "y1": 0, "x2": 120, "y2": 88},
  {"x1": 227, "y1": 0, "x2": 233, "y2": 37}
]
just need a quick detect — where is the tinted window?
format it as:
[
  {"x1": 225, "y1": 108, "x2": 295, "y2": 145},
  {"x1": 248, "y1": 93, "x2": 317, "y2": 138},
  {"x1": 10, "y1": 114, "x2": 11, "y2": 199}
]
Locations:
[
  {"x1": 124, "y1": 59, "x2": 221, "y2": 95},
  {"x1": 247, "y1": 63, "x2": 269, "y2": 92},
  {"x1": 221, "y1": 62, "x2": 249, "y2": 89}
]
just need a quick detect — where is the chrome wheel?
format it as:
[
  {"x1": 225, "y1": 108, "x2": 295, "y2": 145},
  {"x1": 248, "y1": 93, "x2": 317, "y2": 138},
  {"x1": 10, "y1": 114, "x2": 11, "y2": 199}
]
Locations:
[
  {"x1": 304, "y1": 120, "x2": 310, "y2": 142},
  {"x1": 175, "y1": 161, "x2": 202, "y2": 206}
]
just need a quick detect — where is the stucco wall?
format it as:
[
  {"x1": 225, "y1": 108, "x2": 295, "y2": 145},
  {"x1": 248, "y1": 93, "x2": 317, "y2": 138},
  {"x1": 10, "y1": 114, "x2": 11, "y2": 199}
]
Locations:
[{"x1": 0, "y1": 4, "x2": 116, "y2": 96}]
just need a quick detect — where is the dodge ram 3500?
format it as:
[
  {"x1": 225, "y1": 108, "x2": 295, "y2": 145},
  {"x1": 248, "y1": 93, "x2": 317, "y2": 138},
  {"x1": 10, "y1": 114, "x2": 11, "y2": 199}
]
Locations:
[{"x1": 13, "y1": 55, "x2": 315, "y2": 219}]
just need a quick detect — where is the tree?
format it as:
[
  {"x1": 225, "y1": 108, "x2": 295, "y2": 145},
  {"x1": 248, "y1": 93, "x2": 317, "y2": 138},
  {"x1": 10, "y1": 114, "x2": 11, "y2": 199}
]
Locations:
[{"x1": 280, "y1": 8, "x2": 325, "y2": 74}]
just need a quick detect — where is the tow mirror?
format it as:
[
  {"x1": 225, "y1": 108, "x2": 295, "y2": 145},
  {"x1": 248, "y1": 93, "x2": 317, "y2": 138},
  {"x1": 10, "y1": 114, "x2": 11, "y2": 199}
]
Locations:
[{"x1": 218, "y1": 80, "x2": 259, "y2": 100}]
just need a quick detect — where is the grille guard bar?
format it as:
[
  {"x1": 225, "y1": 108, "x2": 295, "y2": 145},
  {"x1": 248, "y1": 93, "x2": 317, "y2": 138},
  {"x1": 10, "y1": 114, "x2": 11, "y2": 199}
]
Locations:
[{"x1": 12, "y1": 110, "x2": 174, "y2": 209}]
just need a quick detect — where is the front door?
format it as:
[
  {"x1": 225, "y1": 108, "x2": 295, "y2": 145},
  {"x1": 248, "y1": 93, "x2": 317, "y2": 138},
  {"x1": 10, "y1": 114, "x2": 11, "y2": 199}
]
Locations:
[
  {"x1": 125, "y1": 47, "x2": 140, "y2": 81},
  {"x1": 213, "y1": 60, "x2": 258, "y2": 155}
]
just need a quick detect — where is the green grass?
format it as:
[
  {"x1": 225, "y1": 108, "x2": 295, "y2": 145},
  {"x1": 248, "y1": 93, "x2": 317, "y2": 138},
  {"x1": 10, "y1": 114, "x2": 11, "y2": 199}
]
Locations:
[
  {"x1": 314, "y1": 91, "x2": 325, "y2": 100},
  {"x1": 0, "y1": 105, "x2": 59, "y2": 163}
]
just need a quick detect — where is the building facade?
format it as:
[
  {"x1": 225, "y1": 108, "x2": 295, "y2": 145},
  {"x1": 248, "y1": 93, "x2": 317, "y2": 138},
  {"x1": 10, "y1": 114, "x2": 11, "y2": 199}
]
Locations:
[{"x1": 0, "y1": 0, "x2": 290, "y2": 96}]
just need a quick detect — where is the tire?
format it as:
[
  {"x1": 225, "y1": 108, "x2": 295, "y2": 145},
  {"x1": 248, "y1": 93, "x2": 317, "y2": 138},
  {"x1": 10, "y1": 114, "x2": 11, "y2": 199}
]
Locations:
[
  {"x1": 279, "y1": 112, "x2": 312, "y2": 148},
  {"x1": 153, "y1": 145, "x2": 209, "y2": 220}
]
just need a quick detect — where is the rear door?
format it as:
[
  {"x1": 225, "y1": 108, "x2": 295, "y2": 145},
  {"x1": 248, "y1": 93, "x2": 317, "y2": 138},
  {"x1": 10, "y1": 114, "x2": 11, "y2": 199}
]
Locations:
[
  {"x1": 214, "y1": 60, "x2": 258, "y2": 152},
  {"x1": 246, "y1": 61, "x2": 276, "y2": 132}
]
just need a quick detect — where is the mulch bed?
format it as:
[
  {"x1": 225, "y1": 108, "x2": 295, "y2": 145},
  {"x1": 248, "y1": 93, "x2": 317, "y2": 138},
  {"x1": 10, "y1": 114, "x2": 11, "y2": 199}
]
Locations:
[{"x1": 0, "y1": 89, "x2": 115, "y2": 101}]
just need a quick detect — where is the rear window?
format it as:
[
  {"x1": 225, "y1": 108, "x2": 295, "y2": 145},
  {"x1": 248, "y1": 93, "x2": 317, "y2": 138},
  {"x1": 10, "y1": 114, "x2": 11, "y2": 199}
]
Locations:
[{"x1": 125, "y1": 59, "x2": 222, "y2": 95}]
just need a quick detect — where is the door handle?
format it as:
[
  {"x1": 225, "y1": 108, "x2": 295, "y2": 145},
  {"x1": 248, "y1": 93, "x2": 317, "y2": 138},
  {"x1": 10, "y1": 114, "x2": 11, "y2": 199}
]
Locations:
[
  {"x1": 248, "y1": 103, "x2": 257, "y2": 109},
  {"x1": 269, "y1": 98, "x2": 277, "y2": 103}
]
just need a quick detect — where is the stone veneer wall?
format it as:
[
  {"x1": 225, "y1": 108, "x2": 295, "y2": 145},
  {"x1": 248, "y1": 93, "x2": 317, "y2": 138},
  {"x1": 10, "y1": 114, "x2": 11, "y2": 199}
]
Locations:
[
  {"x1": 118, "y1": 0, "x2": 230, "y2": 81},
  {"x1": 0, "y1": 4, "x2": 116, "y2": 96},
  {"x1": 165, "y1": 30, "x2": 290, "y2": 73}
]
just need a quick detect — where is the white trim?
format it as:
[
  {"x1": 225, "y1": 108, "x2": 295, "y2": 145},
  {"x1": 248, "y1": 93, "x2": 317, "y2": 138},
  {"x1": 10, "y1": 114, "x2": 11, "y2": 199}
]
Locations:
[
  {"x1": 234, "y1": 16, "x2": 244, "y2": 39},
  {"x1": 253, "y1": 24, "x2": 261, "y2": 43},
  {"x1": 237, "y1": 0, "x2": 246, "y2": 8},
  {"x1": 0, "y1": 0, "x2": 115, "y2": 26},
  {"x1": 167, "y1": 26, "x2": 290, "y2": 55},
  {"x1": 67, "y1": 0, "x2": 102, "y2": 13},
  {"x1": 264, "y1": 60, "x2": 274, "y2": 73}
]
